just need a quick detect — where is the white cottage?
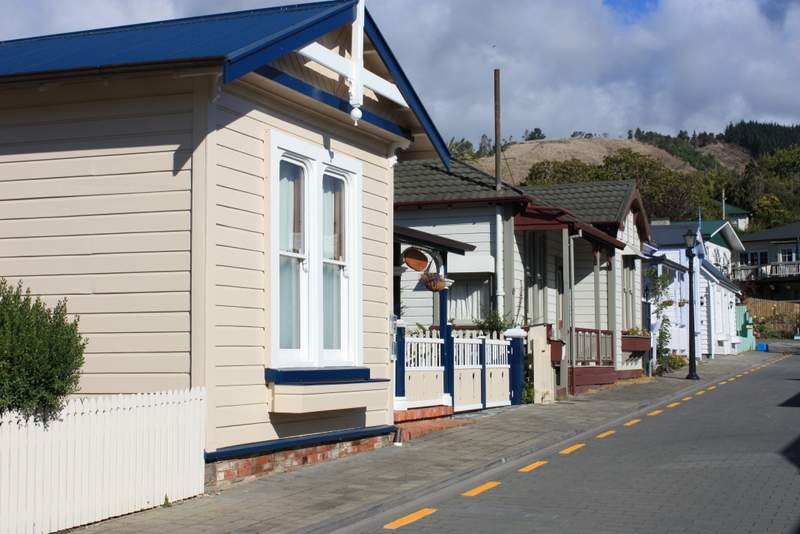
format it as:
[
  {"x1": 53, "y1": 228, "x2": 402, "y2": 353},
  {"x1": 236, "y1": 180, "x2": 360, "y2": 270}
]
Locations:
[
  {"x1": 0, "y1": 0, "x2": 451, "y2": 486},
  {"x1": 649, "y1": 221, "x2": 744, "y2": 359}
]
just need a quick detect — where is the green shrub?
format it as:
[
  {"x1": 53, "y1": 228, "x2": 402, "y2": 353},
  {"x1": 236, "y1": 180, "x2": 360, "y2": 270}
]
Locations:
[
  {"x1": 522, "y1": 382, "x2": 535, "y2": 404},
  {"x1": 0, "y1": 279, "x2": 86, "y2": 420},
  {"x1": 474, "y1": 310, "x2": 513, "y2": 336},
  {"x1": 667, "y1": 354, "x2": 687, "y2": 370}
]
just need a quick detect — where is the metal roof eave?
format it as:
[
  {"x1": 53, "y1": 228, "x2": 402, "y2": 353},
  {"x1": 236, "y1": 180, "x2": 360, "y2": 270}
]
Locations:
[
  {"x1": 364, "y1": 10, "x2": 450, "y2": 169},
  {"x1": 224, "y1": 0, "x2": 358, "y2": 83}
]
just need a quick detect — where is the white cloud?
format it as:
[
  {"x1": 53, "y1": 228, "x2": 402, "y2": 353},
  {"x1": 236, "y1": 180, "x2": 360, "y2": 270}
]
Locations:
[{"x1": 2, "y1": 0, "x2": 799, "y2": 143}]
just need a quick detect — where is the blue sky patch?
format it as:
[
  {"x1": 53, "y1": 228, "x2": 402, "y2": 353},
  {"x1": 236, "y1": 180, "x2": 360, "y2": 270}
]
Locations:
[{"x1": 604, "y1": 0, "x2": 659, "y2": 23}]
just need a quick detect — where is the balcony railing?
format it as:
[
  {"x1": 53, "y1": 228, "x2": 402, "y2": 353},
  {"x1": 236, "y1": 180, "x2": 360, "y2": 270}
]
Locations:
[
  {"x1": 574, "y1": 328, "x2": 614, "y2": 366},
  {"x1": 732, "y1": 261, "x2": 800, "y2": 281}
]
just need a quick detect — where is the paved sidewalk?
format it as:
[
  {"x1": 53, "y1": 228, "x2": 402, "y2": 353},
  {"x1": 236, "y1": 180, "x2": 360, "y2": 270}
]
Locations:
[{"x1": 84, "y1": 350, "x2": 783, "y2": 534}]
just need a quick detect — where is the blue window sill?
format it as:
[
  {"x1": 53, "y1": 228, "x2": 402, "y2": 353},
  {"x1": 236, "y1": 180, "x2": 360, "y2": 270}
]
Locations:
[{"x1": 265, "y1": 366, "x2": 387, "y2": 385}]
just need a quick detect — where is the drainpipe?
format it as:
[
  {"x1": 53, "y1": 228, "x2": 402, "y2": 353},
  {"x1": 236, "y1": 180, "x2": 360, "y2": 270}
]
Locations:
[{"x1": 495, "y1": 205, "x2": 505, "y2": 313}]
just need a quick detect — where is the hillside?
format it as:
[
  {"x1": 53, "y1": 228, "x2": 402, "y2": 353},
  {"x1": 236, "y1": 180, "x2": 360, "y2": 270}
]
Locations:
[
  {"x1": 475, "y1": 138, "x2": 693, "y2": 184},
  {"x1": 697, "y1": 142, "x2": 753, "y2": 174}
]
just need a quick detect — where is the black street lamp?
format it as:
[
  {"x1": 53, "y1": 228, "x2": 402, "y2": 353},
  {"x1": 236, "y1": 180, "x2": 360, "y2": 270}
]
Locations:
[{"x1": 684, "y1": 230, "x2": 700, "y2": 380}]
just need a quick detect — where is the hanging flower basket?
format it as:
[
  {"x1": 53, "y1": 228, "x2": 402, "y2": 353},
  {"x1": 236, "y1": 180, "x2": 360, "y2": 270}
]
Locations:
[{"x1": 420, "y1": 272, "x2": 453, "y2": 292}]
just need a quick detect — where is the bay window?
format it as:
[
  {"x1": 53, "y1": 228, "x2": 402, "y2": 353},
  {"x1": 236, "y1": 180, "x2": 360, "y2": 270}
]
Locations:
[{"x1": 271, "y1": 132, "x2": 362, "y2": 368}]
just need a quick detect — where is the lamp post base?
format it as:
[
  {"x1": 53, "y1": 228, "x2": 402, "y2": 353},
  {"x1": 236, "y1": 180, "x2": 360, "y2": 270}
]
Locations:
[{"x1": 686, "y1": 372, "x2": 700, "y2": 380}]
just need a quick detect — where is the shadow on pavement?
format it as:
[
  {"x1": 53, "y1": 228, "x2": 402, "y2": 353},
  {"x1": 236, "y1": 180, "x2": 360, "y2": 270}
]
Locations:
[{"x1": 780, "y1": 392, "x2": 800, "y2": 408}]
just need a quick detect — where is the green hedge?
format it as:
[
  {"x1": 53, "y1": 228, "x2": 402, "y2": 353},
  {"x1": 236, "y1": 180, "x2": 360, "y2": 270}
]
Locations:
[{"x1": 0, "y1": 279, "x2": 86, "y2": 420}]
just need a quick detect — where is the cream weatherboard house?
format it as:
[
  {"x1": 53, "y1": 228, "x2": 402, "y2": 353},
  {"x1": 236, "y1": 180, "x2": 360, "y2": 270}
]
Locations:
[
  {"x1": 394, "y1": 161, "x2": 653, "y2": 398},
  {"x1": 0, "y1": 0, "x2": 451, "y2": 485}
]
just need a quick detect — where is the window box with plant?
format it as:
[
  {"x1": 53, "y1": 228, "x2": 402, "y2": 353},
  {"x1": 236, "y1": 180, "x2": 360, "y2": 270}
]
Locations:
[{"x1": 621, "y1": 326, "x2": 651, "y2": 353}]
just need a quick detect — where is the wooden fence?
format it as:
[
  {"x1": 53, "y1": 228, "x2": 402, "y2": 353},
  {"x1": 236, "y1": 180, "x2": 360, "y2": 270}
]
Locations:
[
  {"x1": 0, "y1": 388, "x2": 206, "y2": 534},
  {"x1": 744, "y1": 298, "x2": 800, "y2": 336}
]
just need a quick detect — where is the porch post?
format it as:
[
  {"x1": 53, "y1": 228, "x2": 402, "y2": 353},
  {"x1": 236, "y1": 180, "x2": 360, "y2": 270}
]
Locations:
[
  {"x1": 505, "y1": 327, "x2": 527, "y2": 405},
  {"x1": 479, "y1": 336, "x2": 487, "y2": 409},
  {"x1": 594, "y1": 247, "x2": 601, "y2": 363},
  {"x1": 439, "y1": 254, "x2": 454, "y2": 405},
  {"x1": 395, "y1": 320, "x2": 406, "y2": 398},
  {"x1": 607, "y1": 250, "x2": 617, "y2": 367},
  {"x1": 560, "y1": 228, "x2": 571, "y2": 394}
]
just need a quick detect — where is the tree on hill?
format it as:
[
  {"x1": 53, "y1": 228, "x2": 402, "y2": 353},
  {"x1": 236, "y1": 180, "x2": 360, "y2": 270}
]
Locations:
[
  {"x1": 632, "y1": 127, "x2": 718, "y2": 171},
  {"x1": 526, "y1": 149, "x2": 717, "y2": 220},
  {"x1": 447, "y1": 137, "x2": 476, "y2": 161},
  {"x1": 751, "y1": 194, "x2": 793, "y2": 230},
  {"x1": 476, "y1": 134, "x2": 494, "y2": 158},
  {"x1": 723, "y1": 120, "x2": 800, "y2": 158},
  {"x1": 524, "y1": 128, "x2": 546, "y2": 141}
]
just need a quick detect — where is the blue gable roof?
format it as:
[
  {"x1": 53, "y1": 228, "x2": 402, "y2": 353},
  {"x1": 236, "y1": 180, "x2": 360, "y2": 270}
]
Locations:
[
  {"x1": 0, "y1": 0, "x2": 450, "y2": 166},
  {"x1": 0, "y1": 1, "x2": 356, "y2": 80}
]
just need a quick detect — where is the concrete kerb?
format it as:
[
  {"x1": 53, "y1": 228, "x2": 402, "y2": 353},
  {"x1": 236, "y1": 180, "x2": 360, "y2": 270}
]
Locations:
[{"x1": 304, "y1": 352, "x2": 784, "y2": 534}]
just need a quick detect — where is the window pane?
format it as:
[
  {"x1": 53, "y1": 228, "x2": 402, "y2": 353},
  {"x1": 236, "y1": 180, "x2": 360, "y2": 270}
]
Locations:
[
  {"x1": 322, "y1": 175, "x2": 345, "y2": 261},
  {"x1": 323, "y1": 263, "x2": 342, "y2": 350},
  {"x1": 759, "y1": 251, "x2": 768, "y2": 265},
  {"x1": 279, "y1": 256, "x2": 301, "y2": 349},
  {"x1": 448, "y1": 276, "x2": 490, "y2": 322},
  {"x1": 279, "y1": 161, "x2": 304, "y2": 254}
]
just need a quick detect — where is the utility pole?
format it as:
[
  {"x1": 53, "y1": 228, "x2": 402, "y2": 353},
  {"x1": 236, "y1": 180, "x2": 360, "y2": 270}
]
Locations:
[
  {"x1": 494, "y1": 68, "x2": 501, "y2": 191},
  {"x1": 722, "y1": 188, "x2": 727, "y2": 220}
]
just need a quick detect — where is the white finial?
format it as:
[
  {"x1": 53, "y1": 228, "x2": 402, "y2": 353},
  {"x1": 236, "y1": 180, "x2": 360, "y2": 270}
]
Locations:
[{"x1": 350, "y1": 106, "x2": 362, "y2": 125}]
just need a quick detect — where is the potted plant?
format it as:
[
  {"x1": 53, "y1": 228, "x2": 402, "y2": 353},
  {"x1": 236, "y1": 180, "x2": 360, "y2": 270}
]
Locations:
[
  {"x1": 419, "y1": 272, "x2": 453, "y2": 292},
  {"x1": 621, "y1": 327, "x2": 651, "y2": 353}
]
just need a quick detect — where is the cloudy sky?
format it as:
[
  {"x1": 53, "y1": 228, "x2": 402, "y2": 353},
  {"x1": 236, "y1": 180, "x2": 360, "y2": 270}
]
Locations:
[{"x1": 2, "y1": 0, "x2": 800, "y2": 143}]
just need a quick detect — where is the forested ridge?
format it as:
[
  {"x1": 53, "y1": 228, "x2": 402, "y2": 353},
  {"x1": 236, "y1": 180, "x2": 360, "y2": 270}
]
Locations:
[{"x1": 448, "y1": 120, "x2": 800, "y2": 231}]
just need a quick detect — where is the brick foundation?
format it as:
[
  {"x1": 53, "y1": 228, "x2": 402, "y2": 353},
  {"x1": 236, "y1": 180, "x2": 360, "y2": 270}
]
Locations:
[
  {"x1": 394, "y1": 405, "x2": 453, "y2": 423},
  {"x1": 205, "y1": 434, "x2": 394, "y2": 491}
]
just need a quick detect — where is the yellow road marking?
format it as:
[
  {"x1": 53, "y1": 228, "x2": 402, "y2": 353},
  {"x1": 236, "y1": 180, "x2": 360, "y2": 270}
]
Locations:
[
  {"x1": 719, "y1": 380, "x2": 728, "y2": 385},
  {"x1": 647, "y1": 409, "x2": 663, "y2": 417},
  {"x1": 728, "y1": 377, "x2": 736, "y2": 382},
  {"x1": 596, "y1": 430, "x2": 616, "y2": 439},
  {"x1": 682, "y1": 396, "x2": 693, "y2": 401},
  {"x1": 559, "y1": 443, "x2": 586, "y2": 455},
  {"x1": 736, "y1": 374, "x2": 743, "y2": 377},
  {"x1": 696, "y1": 390, "x2": 705, "y2": 395},
  {"x1": 462, "y1": 481, "x2": 501, "y2": 497},
  {"x1": 666, "y1": 402, "x2": 681, "y2": 408},
  {"x1": 707, "y1": 385, "x2": 717, "y2": 390},
  {"x1": 518, "y1": 460, "x2": 548, "y2": 473},
  {"x1": 624, "y1": 419, "x2": 641, "y2": 427},
  {"x1": 384, "y1": 508, "x2": 437, "y2": 529}
]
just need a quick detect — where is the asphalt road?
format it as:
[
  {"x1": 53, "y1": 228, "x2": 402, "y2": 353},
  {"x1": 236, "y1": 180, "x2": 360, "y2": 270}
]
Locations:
[{"x1": 358, "y1": 353, "x2": 800, "y2": 534}]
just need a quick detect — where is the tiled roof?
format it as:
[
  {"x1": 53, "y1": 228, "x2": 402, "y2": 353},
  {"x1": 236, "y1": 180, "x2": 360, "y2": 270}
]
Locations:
[
  {"x1": 395, "y1": 159, "x2": 525, "y2": 204},
  {"x1": 740, "y1": 221, "x2": 800, "y2": 243},
  {"x1": 521, "y1": 180, "x2": 637, "y2": 224},
  {"x1": 650, "y1": 221, "x2": 724, "y2": 247}
]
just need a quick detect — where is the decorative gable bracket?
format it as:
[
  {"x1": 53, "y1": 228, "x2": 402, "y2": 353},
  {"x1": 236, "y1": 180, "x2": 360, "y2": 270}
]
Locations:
[{"x1": 297, "y1": 0, "x2": 408, "y2": 125}]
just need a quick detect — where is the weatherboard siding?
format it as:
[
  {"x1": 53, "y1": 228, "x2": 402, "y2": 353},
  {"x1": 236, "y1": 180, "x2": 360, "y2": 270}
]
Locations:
[
  {"x1": 208, "y1": 83, "x2": 393, "y2": 449},
  {"x1": 615, "y1": 211, "x2": 643, "y2": 370},
  {"x1": 0, "y1": 78, "x2": 196, "y2": 394}
]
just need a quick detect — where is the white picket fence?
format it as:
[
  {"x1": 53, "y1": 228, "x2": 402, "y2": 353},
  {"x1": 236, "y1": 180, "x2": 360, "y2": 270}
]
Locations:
[{"x1": 0, "y1": 388, "x2": 206, "y2": 534}]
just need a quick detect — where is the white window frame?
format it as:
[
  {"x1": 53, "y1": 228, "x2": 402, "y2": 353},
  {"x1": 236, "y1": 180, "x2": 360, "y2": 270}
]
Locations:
[
  {"x1": 779, "y1": 247, "x2": 796, "y2": 263},
  {"x1": 270, "y1": 130, "x2": 362, "y2": 369}
]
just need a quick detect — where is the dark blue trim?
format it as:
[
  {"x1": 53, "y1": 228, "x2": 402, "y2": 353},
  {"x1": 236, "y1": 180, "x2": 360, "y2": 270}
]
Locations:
[
  {"x1": 273, "y1": 379, "x2": 389, "y2": 386},
  {"x1": 224, "y1": 1, "x2": 358, "y2": 83},
  {"x1": 364, "y1": 10, "x2": 451, "y2": 168},
  {"x1": 265, "y1": 366, "x2": 371, "y2": 384},
  {"x1": 255, "y1": 65, "x2": 411, "y2": 140},
  {"x1": 395, "y1": 325, "x2": 406, "y2": 398},
  {"x1": 509, "y1": 337, "x2": 524, "y2": 406},
  {"x1": 204, "y1": 424, "x2": 396, "y2": 463}
]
